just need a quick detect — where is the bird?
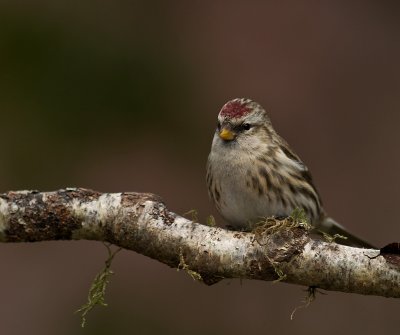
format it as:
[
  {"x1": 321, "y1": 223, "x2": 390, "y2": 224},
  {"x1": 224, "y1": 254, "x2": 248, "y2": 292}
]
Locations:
[{"x1": 206, "y1": 98, "x2": 374, "y2": 248}]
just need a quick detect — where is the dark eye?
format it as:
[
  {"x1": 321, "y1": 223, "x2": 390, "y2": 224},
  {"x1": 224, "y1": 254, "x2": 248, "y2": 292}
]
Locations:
[
  {"x1": 216, "y1": 121, "x2": 221, "y2": 130},
  {"x1": 242, "y1": 123, "x2": 252, "y2": 130}
]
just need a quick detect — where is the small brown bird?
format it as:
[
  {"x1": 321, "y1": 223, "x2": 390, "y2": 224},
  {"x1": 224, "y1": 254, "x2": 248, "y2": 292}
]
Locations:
[{"x1": 207, "y1": 98, "x2": 374, "y2": 248}]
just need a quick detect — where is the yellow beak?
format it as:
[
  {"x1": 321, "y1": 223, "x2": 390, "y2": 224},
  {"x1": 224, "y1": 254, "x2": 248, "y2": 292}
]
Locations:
[{"x1": 219, "y1": 128, "x2": 235, "y2": 141}]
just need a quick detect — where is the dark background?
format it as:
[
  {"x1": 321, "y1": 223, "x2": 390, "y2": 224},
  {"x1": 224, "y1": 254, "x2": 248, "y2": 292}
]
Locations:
[{"x1": 0, "y1": 1, "x2": 399, "y2": 334}]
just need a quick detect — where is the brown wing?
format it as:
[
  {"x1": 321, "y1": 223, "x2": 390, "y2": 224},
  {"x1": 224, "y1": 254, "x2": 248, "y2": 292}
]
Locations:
[{"x1": 278, "y1": 138, "x2": 323, "y2": 208}]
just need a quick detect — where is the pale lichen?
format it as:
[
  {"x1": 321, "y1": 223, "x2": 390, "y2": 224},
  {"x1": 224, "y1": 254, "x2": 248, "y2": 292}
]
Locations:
[
  {"x1": 290, "y1": 286, "x2": 319, "y2": 320},
  {"x1": 183, "y1": 209, "x2": 198, "y2": 222},
  {"x1": 206, "y1": 215, "x2": 216, "y2": 227},
  {"x1": 320, "y1": 231, "x2": 348, "y2": 243},
  {"x1": 76, "y1": 243, "x2": 122, "y2": 327},
  {"x1": 178, "y1": 247, "x2": 203, "y2": 281}
]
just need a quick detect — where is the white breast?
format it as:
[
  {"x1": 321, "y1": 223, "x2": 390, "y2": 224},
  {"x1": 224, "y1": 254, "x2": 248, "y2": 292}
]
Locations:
[{"x1": 208, "y1": 134, "x2": 289, "y2": 229}]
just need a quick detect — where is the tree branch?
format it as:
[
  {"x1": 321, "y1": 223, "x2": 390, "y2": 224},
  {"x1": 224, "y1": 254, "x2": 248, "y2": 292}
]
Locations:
[{"x1": 0, "y1": 188, "x2": 398, "y2": 298}]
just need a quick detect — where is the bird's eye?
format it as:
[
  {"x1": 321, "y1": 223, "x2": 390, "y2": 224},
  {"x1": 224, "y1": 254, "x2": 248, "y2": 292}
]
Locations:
[
  {"x1": 217, "y1": 121, "x2": 221, "y2": 130},
  {"x1": 242, "y1": 123, "x2": 252, "y2": 131}
]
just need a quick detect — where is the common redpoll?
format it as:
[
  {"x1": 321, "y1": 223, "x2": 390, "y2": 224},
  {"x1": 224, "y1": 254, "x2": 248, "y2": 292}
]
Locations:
[{"x1": 206, "y1": 98, "x2": 373, "y2": 248}]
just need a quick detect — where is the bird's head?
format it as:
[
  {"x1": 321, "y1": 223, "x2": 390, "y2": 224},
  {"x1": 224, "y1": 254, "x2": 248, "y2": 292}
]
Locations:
[{"x1": 215, "y1": 98, "x2": 274, "y2": 147}]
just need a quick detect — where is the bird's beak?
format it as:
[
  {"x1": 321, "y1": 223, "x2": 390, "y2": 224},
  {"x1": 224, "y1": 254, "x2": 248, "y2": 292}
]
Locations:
[{"x1": 219, "y1": 128, "x2": 236, "y2": 141}]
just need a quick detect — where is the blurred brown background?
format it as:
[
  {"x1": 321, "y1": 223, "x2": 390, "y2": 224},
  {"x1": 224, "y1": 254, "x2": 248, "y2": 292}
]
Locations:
[{"x1": 0, "y1": 1, "x2": 399, "y2": 334}]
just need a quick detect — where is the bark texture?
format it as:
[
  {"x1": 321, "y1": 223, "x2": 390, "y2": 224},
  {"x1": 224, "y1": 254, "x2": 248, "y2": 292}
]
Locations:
[{"x1": 0, "y1": 188, "x2": 398, "y2": 297}]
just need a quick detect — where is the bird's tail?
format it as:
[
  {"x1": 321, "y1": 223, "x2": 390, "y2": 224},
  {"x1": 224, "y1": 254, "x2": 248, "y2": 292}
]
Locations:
[{"x1": 318, "y1": 217, "x2": 376, "y2": 249}]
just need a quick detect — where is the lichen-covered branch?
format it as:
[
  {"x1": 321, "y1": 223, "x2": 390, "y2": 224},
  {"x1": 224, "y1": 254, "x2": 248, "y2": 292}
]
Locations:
[{"x1": 0, "y1": 188, "x2": 398, "y2": 297}]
